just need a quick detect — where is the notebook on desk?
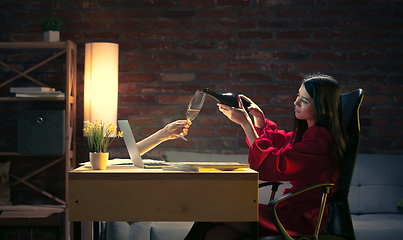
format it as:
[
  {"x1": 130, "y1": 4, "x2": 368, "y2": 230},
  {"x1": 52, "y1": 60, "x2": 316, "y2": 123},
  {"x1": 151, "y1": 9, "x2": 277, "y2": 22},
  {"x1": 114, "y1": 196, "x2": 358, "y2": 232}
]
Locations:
[{"x1": 118, "y1": 120, "x2": 171, "y2": 169}]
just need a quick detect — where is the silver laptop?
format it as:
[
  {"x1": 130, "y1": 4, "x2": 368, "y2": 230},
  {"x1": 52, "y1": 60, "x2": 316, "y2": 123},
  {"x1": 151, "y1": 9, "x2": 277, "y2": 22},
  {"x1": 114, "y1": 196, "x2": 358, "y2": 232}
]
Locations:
[{"x1": 118, "y1": 120, "x2": 170, "y2": 168}]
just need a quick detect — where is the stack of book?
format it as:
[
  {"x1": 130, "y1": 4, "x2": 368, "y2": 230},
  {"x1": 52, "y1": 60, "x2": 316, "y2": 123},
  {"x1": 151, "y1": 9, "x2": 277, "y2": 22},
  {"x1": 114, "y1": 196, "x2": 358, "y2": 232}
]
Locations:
[{"x1": 10, "y1": 87, "x2": 65, "y2": 98}]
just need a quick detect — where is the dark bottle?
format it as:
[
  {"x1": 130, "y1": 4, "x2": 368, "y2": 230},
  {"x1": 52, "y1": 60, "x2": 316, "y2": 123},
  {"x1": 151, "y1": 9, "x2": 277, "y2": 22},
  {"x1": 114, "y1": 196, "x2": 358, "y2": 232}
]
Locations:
[{"x1": 202, "y1": 88, "x2": 251, "y2": 109}]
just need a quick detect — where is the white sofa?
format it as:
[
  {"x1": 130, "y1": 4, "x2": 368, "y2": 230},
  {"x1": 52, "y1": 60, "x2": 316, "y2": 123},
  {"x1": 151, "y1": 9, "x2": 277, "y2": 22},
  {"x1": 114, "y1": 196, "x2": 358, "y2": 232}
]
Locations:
[
  {"x1": 349, "y1": 154, "x2": 403, "y2": 240},
  {"x1": 105, "y1": 153, "x2": 403, "y2": 240}
]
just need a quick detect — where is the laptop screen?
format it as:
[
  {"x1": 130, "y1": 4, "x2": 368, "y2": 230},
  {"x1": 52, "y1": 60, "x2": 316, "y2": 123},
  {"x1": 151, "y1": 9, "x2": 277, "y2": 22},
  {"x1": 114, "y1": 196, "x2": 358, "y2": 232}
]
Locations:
[{"x1": 118, "y1": 120, "x2": 144, "y2": 168}]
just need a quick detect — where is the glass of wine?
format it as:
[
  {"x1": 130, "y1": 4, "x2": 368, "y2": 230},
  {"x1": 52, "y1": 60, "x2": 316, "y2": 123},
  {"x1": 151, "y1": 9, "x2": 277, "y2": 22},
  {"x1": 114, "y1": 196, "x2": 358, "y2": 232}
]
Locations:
[{"x1": 177, "y1": 90, "x2": 206, "y2": 141}]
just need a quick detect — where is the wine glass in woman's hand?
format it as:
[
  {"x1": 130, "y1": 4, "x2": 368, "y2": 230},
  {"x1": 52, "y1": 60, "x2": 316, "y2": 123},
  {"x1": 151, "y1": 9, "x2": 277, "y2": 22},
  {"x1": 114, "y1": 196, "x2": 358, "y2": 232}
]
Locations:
[{"x1": 177, "y1": 90, "x2": 206, "y2": 141}]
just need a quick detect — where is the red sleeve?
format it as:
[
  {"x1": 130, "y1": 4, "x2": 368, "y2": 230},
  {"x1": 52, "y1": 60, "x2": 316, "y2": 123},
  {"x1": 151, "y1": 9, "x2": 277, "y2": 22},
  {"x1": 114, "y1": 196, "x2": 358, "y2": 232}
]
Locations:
[
  {"x1": 248, "y1": 122, "x2": 333, "y2": 182},
  {"x1": 249, "y1": 119, "x2": 293, "y2": 150}
]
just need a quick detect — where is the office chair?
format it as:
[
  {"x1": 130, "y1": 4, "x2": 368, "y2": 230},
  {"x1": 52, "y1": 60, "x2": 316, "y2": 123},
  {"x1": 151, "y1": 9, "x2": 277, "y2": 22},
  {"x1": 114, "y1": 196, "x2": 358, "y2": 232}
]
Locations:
[{"x1": 258, "y1": 89, "x2": 364, "y2": 240}]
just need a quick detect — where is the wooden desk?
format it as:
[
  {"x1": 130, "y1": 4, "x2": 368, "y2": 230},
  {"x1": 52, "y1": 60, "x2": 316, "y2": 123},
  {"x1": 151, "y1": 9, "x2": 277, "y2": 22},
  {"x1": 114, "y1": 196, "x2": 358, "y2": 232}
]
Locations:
[{"x1": 69, "y1": 165, "x2": 258, "y2": 238}]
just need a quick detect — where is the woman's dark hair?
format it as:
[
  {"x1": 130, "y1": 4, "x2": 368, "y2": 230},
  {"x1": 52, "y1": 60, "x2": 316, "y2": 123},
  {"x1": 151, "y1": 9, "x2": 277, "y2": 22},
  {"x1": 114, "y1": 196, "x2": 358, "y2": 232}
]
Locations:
[{"x1": 291, "y1": 73, "x2": 346, "y2": 167}]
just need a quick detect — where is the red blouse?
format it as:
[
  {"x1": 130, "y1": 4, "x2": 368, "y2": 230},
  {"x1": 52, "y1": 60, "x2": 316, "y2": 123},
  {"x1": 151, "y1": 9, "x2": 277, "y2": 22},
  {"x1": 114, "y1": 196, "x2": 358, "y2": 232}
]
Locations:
[{"x1": 247, "y1": 119, "x2": 339, "y2": 236}]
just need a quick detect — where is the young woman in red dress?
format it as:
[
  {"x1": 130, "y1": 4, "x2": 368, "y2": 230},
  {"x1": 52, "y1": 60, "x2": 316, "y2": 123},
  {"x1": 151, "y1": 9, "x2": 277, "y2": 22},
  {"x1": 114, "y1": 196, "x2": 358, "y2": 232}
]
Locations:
[{"x1": 185, "y1": 73, "x2": 346, "y2": 240}]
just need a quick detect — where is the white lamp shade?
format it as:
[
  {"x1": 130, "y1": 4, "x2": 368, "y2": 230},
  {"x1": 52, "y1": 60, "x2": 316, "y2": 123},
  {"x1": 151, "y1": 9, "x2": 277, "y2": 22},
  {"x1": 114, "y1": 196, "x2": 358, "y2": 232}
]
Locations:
[{"x1": 84, "y1": 42, "x2": 119, "y2": 136}]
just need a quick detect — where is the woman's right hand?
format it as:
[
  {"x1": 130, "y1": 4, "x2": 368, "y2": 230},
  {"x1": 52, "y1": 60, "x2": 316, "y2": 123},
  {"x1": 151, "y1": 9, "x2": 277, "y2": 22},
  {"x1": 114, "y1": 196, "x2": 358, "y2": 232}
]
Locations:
[
  {"x1": 218, "y1": 95, "x2": 260, "y2": 145},
  {"x1": 163, "y1": 120, "x2": 189, "y2": 140},
  {"x1": 218, "y1": 101, "x2": 250, "y2": 126}
]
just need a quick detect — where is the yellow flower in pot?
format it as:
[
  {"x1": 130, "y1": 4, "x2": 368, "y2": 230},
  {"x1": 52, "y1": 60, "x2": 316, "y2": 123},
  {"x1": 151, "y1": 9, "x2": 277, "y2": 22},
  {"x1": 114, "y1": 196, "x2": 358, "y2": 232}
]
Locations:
[{"x1": 83, "y1": 120, "x2": 123, "y2": 170}]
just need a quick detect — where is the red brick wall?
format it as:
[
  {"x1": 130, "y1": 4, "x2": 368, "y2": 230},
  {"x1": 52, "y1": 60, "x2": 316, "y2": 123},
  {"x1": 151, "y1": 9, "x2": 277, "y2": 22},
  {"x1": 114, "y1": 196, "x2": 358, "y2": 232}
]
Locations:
[{"x1": 1, "y1": 0, "x2": 403, "y2": 164}]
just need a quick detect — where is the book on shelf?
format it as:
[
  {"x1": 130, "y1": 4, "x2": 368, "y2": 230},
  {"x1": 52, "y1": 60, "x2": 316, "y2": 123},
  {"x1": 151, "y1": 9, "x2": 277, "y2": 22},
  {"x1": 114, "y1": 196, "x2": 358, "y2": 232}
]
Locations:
[
  {"x1": 10, "y1": 87, "x2": 55, "y2": 93},
  {"x1": 15, "y1": 91, "x2": 65, "y2": 98}
]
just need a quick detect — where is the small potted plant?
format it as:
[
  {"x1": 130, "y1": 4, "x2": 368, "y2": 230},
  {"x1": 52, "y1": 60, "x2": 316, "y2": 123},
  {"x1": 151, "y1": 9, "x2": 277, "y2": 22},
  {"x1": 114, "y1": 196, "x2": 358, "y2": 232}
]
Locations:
[
  {"x1": 83, "y1": 120, "x2": 123, "y2": 170},
  {"x1": 41, "y1": 14, "x2": 64, "y2": 42}
]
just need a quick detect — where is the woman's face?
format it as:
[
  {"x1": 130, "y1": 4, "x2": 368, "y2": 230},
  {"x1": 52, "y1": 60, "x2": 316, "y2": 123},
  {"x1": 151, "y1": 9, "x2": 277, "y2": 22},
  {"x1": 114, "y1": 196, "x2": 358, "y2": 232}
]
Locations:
[{"x1": 294, "y1": 83, "x2": 317, "y2": 128}]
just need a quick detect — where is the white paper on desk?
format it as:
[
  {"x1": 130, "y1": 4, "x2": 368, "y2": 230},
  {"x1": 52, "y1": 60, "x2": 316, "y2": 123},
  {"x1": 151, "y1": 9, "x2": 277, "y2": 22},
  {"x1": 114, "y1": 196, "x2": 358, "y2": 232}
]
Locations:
[
  {"x1": 162, "y1": 164, "x2": 195, "y2": 171},
  {"x1": 178, "y1": 162, "x2": 249, "y2": 171}
]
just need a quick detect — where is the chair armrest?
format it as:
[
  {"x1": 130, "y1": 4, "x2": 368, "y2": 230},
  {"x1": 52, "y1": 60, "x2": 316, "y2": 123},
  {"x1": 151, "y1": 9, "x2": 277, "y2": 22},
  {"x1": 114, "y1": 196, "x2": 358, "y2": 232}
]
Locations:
[
  {"x1": 267, "y1": 183, "x2": 334, "y2": 240},
  {"x1": 259, "y1": 182, "x2": 283, "y2": 189},
  {"x1": 259, "y1": 182, "x2": 283, "y2": 202}
]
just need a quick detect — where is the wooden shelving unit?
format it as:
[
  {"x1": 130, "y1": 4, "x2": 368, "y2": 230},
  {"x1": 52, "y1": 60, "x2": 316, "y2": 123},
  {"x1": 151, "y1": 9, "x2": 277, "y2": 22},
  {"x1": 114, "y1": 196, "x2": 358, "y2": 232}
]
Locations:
[{"x1": 0, "y1": 41, "x2": 77, "y2": 240}]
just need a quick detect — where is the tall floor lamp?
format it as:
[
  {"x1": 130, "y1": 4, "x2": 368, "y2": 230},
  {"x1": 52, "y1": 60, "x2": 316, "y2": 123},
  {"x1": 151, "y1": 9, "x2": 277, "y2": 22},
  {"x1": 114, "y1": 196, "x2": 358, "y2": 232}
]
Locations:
[{"x1": 84, "y1": 42, "x2": 119, "y2": 136}]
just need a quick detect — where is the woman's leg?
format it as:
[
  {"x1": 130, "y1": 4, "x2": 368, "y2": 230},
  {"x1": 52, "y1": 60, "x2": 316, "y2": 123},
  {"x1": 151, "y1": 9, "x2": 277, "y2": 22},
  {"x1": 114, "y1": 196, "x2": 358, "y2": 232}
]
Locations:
[
  {"x1": 204, "y1": 222, "x2": 250, "y2": 240},
  {"x1": 184, "y1": 222, "x2": 215, "y2": 240}
]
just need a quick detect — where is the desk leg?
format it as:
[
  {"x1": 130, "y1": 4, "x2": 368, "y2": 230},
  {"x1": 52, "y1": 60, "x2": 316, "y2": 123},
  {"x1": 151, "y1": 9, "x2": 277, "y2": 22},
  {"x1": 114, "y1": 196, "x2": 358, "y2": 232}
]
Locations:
[
  {"x1": 250, "y1": 222, "x2": 258, "y2": 240},
  {"x1": 73, "y1": 222, "x2": 99, "y2": 240},
  {"x1": 81, "y1": 222, "x2": 95, "y2": 240},
  {"x1": 73, "y1": 222, "x2": 81, "y2": 240},
  {"x1": 93, "y1": 222, "x2": 99, "y2": 240}
]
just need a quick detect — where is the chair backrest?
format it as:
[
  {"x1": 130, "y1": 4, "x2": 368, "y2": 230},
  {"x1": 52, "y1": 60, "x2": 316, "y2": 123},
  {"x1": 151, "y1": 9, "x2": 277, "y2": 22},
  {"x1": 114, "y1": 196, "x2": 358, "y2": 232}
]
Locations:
[{"x1": 323, "y1": 89, "x2": 364, "y2": 240}]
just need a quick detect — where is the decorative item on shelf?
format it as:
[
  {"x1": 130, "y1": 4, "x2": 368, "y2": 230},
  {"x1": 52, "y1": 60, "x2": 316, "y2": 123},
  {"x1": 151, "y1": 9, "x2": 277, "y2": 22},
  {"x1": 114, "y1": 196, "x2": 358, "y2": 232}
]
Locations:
[
  {"x1": 84, "y1": 42, "x2": 119, "y2": 134},
  {"x1": 41, "y1": 14, "x2": 64, "y2": 42},
  {"x1": 10, "y1": 86, "x2": 64, "y2": 98},
  {"x1": 18, "y1": 110, "x2": 65, "y2": 155},
  {"x1": 83, "y1": 120, "x2": 123, "y2": 170}
]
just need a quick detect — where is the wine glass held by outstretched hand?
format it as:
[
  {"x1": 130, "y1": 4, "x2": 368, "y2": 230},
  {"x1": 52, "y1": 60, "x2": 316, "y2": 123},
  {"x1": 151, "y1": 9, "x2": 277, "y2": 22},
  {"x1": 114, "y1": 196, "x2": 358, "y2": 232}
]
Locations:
[{"x1": 177, "y1": 90, "x2": 206, "y2": 141}]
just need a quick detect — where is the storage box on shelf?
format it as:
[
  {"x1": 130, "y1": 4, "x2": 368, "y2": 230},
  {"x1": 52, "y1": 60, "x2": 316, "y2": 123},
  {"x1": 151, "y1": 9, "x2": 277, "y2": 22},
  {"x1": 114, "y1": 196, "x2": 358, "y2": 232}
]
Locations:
[{"x1": 0, "y1": 41, "x2": 77, "y2": 240}]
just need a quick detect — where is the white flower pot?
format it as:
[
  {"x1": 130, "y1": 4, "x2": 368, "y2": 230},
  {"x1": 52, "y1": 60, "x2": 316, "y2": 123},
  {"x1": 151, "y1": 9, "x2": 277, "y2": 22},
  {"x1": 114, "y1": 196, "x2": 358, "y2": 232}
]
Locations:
[
  {"x1": 44, "y1": 30, "x2": 60, "y2": 42},
  {"x1": 89, "y1": 152, "x2": 109, "y2": 170}
]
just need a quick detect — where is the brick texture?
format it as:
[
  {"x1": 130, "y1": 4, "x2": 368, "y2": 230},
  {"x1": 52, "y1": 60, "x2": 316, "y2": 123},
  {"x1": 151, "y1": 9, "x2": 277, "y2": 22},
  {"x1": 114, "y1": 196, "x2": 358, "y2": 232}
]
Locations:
[{"x1": 1, "y1": 0, "x2": 403, "y2": 169}]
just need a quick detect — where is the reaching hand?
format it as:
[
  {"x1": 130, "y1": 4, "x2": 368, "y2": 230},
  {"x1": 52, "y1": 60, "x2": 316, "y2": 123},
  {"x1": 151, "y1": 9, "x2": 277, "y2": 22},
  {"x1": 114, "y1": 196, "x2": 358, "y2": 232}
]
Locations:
[
  {"x1": 163, "y1": 120, "x2": 190, "y2": 140},
  {"x1": 136, "y1": 120, "x2": 190, "y2": 155}
]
